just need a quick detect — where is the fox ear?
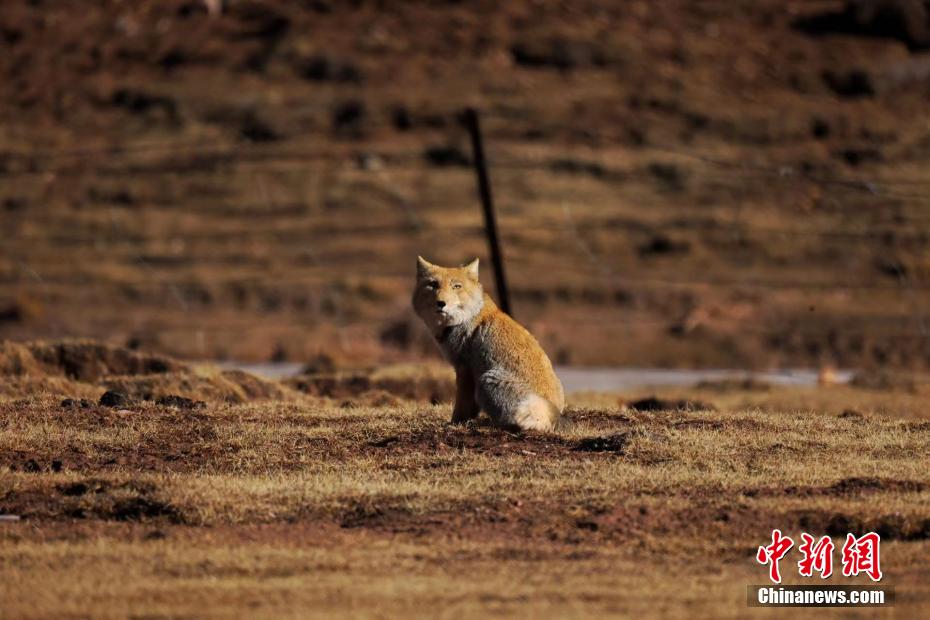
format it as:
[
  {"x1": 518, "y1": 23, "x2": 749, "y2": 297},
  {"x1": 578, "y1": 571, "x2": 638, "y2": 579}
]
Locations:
[
  {"x1": 417, "y1": 256, "x2": 435, "y2": 277},
  {"x1": 464, "y1": 257, "x2": 479, "y2": 279}
]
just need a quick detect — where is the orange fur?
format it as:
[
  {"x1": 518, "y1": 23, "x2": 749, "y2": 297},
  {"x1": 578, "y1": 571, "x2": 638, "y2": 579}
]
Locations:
[{"x1": 412, "y1": 257, "x2": 564, "y2": 431}]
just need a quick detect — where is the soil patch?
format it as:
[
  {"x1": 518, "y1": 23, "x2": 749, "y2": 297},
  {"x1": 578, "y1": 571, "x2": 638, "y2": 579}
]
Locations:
[
  {"x1": 626, "y1": 397, "x2": 717, "y2": 412},
  {"x1": 288, "y1": 369, "x2": 455, "y2": 403},
  {"x1": 365, "y1": 423, "x2": 576, "y2": 458},
  {"x1": 747, "y1": 476, "x2": 928, "y2": 498},
  {"x1": 1, "y1": 478, "x2": 183, "y2": 524}
]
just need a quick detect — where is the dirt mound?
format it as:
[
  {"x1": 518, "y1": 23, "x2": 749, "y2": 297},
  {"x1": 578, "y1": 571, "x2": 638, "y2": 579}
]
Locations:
[
  {"x1": 320, "y1": 491, "x2": 930, "y2": 544},
  {"x1": 0, "y1": 375, "x2": 99, "y2": 400},
  {"x1": 827, "y1": 476, "x2": 927, "y2": 494},
  {"x1": 337, "y1": 497, "x2": 421, "y2": 531},
  {"x1": 366, "y1": 422, "x2": 575, "y2": 458},
  {"x1": 0, "y1": 339, "x2": 297, "y2": 403},
  {"x1": 288, "y1": 363, "x2": 455, "y2": 403},
  {"x1": 795, "y1": 0, "x2": 930, "y2": 50},
  {"x1": 364, "y1": 422, "x2": 672, "y2": 462},
  {"x1": 795, "y1": 509, "x2": 930, "y2": 541},
  {"x1": 0, "y1": 340, "x2": 184, "y2": 381},
  {"x1": 2, "y1": 478, "x2": 183, "y2": 523},
  {"x1": 0, "y1": 341, "x2": 45, "y2": 376},
  {"x1": 748, "y1": 476, "x2": 928, "y2": 498},
  {"x1": 155, "y1": 394, "x2": 206, "y2": 410},
  {"x1": 338, "y1": 389, "x2": 405, "y2": 408},
  {"x1": 625, "y1": 396, "x2": 717, "y2": 413},
  {"x1": 573, "y1": 433, "x2": 631, "y2": 453},
  {"x1": 102, "y1": 369, "x2": 294, "y2": 404}
]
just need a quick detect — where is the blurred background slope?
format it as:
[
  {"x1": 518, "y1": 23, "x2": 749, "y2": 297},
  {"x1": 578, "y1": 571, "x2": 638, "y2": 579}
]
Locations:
[{"x1": 2, "y1": 0, "x2": 930, "y2": 369}]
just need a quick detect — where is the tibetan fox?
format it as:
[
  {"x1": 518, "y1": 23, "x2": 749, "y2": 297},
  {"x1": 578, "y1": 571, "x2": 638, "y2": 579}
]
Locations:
[{"x1": 412, "y1": 256, "x2": 564, "y2": 431}]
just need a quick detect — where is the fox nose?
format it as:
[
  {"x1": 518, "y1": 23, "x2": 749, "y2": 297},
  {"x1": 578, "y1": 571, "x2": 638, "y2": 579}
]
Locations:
[{"x1": 437, "y1": 300, "x2": 446, "y2": 309}]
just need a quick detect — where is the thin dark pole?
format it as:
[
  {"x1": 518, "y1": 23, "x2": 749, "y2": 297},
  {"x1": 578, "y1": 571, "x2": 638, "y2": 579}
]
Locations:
[{"x1": 462, "y1": 107, "x2": 512, "y2": 316}]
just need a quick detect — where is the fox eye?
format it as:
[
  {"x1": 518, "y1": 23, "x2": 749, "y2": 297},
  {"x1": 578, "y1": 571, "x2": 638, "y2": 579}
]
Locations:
[
  {"x1": 426, "y1": 281, "x2": 438, "y2": 290},
  {"x1": 452, "y1": 282, "x2": 462, "y2": 290}
]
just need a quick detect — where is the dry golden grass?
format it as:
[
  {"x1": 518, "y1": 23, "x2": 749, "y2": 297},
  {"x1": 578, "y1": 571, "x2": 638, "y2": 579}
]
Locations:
[{"x1": 1, "y1": 377, "x2": 928, "y2": 618}]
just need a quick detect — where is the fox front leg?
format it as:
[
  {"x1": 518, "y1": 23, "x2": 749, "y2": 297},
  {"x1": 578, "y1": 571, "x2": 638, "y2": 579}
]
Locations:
[{"x1": 451, "y1": 366, "x2": 480, "y2": 424}]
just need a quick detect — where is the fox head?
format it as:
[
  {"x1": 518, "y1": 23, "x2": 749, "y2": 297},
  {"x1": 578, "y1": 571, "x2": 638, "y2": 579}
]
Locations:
[{"x1": 413, "y1": 256, "x2": 484, "y2": 331}]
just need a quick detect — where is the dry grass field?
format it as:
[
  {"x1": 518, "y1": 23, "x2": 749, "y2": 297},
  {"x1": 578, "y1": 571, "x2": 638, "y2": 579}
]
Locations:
[{"x1": 1, "y1": 341, "x2": 929, "y2": 617}]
